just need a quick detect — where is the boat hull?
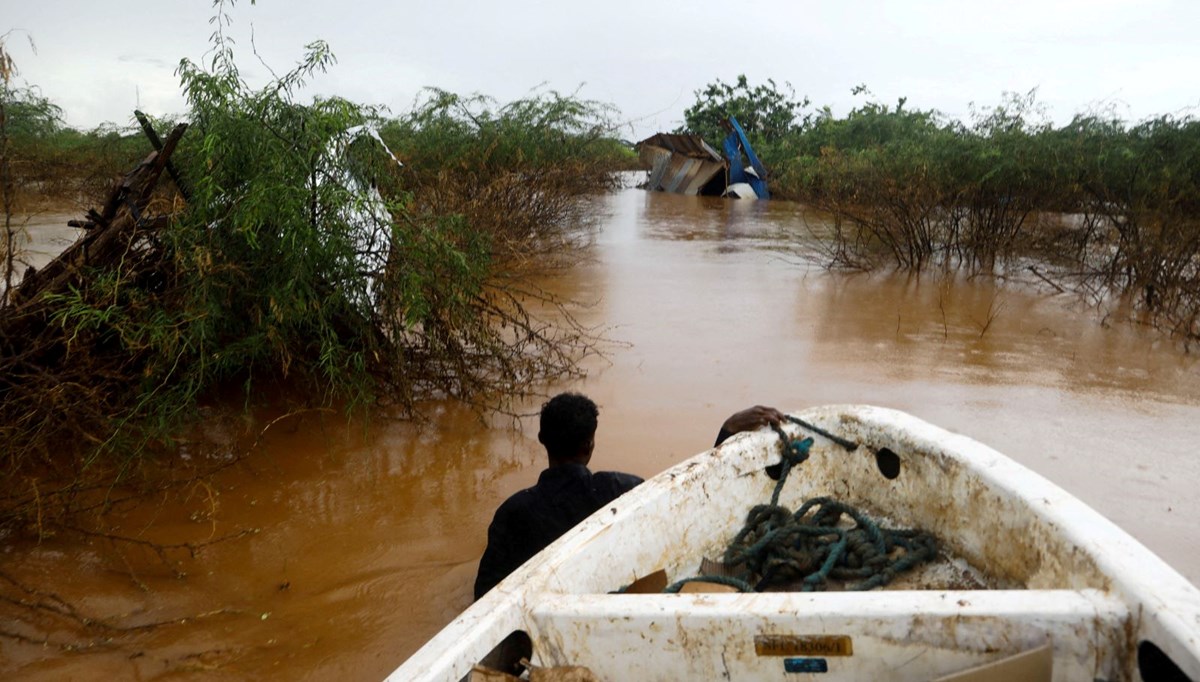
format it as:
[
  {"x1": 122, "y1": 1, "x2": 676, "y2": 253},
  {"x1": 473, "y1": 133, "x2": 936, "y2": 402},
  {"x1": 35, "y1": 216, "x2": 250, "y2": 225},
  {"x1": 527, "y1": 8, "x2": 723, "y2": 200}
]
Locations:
[{"x1": 389, "y1": 405, "x2": 1200, "y2": 681}]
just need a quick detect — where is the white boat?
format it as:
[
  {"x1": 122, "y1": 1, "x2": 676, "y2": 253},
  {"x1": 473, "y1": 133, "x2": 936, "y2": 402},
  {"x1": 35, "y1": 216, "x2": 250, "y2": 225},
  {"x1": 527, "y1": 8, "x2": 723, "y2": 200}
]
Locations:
[{"x1": 388, "y1": 405, "x2": 1200, "y2": 681}]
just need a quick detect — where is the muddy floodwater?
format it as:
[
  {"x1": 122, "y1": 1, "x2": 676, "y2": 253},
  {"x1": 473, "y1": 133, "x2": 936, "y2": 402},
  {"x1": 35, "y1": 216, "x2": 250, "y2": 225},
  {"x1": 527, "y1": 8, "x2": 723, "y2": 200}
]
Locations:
[{"x1": 3, "y1": 186, "x2": 1199, "y2": 680}]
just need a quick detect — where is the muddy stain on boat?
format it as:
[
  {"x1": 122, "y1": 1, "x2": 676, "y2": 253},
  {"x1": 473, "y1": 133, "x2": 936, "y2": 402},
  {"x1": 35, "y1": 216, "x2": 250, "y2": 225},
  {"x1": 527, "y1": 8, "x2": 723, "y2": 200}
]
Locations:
[{"x1": 2, "y1": 186, "x2": 1198, "y2": 680}]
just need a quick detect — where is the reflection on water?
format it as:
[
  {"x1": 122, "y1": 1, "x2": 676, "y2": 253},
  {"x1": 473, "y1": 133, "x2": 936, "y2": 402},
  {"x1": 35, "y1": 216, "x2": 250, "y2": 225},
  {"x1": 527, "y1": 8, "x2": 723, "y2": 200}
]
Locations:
[{"x1": 3, "y1": 188, "x2": 1198, "y2": 680}]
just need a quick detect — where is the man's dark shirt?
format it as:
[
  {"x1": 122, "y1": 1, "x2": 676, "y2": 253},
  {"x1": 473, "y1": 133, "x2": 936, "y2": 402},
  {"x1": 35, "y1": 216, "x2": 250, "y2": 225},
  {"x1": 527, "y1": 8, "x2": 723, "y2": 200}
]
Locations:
[
  {"x1": 473, "y1": 427, "x2": 737, "y2": 600},
  {"x1": 473, "y1": 463, "x2": 643, "y2": 599}
]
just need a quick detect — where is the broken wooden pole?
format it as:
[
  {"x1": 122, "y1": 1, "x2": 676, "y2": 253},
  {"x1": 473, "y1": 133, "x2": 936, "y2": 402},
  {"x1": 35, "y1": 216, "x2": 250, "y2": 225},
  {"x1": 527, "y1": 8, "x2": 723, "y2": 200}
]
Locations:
[
  {"x1": 4, "y1": 122, "x2": 188, "y2": 310},
  {"x1": 134, "y1": 110, "x2": 191, "y2": 201}
]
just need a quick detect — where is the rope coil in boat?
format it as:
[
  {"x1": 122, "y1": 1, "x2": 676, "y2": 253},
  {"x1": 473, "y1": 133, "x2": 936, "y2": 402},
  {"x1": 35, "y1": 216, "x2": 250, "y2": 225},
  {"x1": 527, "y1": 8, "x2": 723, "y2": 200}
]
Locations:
[{"x1": 664, "y1": 427, "x2": 938, "y2": 593}]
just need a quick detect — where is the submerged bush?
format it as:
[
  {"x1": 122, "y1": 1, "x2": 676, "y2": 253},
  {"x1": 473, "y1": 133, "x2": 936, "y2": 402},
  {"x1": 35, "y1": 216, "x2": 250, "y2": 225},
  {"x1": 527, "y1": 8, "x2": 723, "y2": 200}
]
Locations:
[
  {"x1": 381, "y1": 88, "x2": 627, "y2": 263},
  {"x1": 0, "y1": 13, "x2": 610, "y2": 530},
  {"x1": 689, "y1": 81, "x2": 1200, "y2": 345},
  {"x1": 1042, "y1": 114, "x2": 1200, "y2": 346}
]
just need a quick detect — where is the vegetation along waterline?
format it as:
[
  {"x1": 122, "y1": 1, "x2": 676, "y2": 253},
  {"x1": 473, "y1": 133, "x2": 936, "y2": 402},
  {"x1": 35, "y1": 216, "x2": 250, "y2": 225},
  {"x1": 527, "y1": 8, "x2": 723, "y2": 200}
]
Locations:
[
  {"x1": 0, "y1": 21, "x2": 628, "y2": 541},
  {"x1": 682, "y1": 77, "x2": 1200, "y2": 347},
  {"x1": 1, "y1": 8, "x2": 1199, "y2": 672}
]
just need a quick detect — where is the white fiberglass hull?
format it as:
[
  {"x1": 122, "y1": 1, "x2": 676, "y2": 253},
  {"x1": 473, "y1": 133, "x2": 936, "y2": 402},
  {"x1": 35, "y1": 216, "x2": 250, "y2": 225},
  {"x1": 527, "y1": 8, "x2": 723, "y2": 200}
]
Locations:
[{"x1": 388, "y1": 405, "x2": 1200, "y2": 681}]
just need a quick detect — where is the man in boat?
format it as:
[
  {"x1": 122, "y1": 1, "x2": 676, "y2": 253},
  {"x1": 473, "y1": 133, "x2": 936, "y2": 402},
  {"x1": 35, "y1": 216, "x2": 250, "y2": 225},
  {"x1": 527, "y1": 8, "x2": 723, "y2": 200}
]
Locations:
[{"x1": 473, "y1": 392, "x2": 784, "y2": 599}]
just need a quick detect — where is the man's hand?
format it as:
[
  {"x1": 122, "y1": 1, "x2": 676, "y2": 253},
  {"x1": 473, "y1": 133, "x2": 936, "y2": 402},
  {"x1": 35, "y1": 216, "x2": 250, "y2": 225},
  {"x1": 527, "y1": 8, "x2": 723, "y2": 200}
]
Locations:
[{"x1": 721, "y1": 405, "x2": 785, "y2": 436}]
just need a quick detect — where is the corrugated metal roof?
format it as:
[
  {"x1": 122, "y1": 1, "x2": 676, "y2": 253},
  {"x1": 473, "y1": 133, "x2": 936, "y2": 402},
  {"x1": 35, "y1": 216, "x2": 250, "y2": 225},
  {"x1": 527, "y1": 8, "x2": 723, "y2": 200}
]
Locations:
[{"x1": 635, "y1": 133, "x2": 723, "y2": 162}]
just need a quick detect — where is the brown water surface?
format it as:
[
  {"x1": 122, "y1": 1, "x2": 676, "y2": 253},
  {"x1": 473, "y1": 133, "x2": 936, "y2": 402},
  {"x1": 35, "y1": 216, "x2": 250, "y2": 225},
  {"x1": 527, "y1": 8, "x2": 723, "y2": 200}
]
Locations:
[
  {"x1": 3, "y1": 186, "x2": 1199, "y2": 680},
  {"x1": 5, "y1": 210, "x2": 83, "y2": 270}
]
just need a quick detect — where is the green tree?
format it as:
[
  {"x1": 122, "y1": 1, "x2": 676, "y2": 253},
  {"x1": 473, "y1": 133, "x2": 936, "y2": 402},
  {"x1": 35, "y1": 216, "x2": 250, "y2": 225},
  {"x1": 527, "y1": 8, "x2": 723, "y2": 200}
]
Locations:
[{"x1": 679, "y1": 75, "x2": 808, "y2": 146}]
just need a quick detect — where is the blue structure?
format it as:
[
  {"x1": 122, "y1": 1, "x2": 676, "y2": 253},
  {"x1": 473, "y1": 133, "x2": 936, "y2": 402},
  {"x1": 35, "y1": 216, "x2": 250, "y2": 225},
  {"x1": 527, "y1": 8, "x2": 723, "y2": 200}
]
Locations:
[{"x1": 721, "y1": 116, "x2": 770, "y2": 199}]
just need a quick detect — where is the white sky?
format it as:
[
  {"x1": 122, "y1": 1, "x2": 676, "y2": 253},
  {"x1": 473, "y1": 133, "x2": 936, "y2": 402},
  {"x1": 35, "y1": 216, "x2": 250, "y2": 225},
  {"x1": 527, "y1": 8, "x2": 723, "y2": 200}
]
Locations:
[{"x1": 3, "y1": 0, "x2": 1200, "y2": 139}]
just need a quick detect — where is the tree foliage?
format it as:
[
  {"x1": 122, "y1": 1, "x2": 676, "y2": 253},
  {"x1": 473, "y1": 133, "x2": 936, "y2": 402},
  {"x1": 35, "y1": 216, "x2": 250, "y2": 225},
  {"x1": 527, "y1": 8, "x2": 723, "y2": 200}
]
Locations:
[{"x1": 679, "y1": 74, "x2": 808, "y2": 147}]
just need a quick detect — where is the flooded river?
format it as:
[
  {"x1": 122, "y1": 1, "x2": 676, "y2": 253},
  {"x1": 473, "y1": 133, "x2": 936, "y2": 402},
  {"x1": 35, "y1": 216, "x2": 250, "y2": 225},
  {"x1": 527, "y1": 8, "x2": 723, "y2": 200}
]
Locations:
[{"x1": 3, "y1": 186, "x2": 1199, "y2": 680}]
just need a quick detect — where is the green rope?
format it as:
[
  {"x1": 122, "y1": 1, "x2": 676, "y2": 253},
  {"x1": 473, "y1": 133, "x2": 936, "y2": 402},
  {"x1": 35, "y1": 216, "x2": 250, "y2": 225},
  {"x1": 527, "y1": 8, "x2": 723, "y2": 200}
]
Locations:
[
  {"x1": 659, "y1": 428, "x2": 937, "y2": 594},
  {"x1": 663, "y1": 574, "x2": 756, "y2": 593}
]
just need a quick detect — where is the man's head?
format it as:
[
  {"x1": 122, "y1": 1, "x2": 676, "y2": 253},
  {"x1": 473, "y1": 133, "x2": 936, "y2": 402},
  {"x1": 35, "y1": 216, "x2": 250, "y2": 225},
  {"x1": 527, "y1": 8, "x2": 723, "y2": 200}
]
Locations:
[{"x1": 538, "y1": 392, "x2": 598, "y2": 465}]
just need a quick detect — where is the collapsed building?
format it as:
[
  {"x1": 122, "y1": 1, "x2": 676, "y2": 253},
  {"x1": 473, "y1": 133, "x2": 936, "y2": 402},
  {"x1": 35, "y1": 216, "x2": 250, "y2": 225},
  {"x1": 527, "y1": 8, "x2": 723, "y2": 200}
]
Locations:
[{"x1": 636, "y1": 116, "x2": 769, "y2": 199}]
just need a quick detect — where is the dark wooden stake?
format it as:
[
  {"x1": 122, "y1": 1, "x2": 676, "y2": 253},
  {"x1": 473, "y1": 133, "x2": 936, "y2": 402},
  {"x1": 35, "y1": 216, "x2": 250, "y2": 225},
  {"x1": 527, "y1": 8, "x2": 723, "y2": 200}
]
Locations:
[{"x1": 134, "y1": 110, "x2": 191, "y2": 201}]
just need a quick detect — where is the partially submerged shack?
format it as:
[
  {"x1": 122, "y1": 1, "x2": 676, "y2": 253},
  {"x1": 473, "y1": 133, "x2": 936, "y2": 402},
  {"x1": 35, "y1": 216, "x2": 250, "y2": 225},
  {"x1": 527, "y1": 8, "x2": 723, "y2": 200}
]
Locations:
[
  {"x1": 637, "y1": 133, "x2": 727, "y2": 197},
  {"x1": 636, "y1": 116, "x2": 770, "y2": 199}
]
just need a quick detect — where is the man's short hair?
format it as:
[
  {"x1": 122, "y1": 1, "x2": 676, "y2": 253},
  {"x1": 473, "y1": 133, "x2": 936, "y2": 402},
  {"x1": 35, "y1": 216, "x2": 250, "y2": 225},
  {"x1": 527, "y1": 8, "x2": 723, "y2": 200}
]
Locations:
[{"x1": 539, "y1": 392, "x2": 598, "y2": 459}]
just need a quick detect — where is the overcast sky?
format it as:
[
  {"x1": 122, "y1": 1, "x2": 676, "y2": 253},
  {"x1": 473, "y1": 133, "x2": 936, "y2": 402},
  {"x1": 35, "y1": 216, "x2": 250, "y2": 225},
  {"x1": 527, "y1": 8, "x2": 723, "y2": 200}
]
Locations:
[{"x1": 4, "y1": 0, "x2": 1200, "y2": 139}]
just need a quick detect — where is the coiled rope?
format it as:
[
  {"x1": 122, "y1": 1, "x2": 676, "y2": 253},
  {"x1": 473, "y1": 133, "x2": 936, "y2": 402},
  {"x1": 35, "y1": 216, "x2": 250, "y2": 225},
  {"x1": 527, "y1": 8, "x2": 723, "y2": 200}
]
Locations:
[{"x1": 665, "y1": 426, "x2": 938, "y2": 593}]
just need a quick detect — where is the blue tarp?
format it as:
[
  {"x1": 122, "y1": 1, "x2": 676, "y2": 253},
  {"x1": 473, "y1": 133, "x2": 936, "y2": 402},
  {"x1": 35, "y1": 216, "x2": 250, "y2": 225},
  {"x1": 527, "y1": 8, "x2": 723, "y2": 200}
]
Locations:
[{"x1": 721, "y1": 116, "x2": 770, "y2": 199}]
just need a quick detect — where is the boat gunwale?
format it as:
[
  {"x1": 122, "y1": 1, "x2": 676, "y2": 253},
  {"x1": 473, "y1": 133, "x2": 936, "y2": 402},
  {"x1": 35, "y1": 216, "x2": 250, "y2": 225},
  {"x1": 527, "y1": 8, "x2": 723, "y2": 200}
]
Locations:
[{"x1": 388, "y1": 404, "x2": 1200, "y2": 681}]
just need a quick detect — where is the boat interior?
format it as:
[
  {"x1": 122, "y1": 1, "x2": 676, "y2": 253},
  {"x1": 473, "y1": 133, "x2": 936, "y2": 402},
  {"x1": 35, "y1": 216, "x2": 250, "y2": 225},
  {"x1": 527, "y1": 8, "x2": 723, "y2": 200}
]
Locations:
[{"x1": 403, "y1": 407, "x2": 1200, "y2": 682}]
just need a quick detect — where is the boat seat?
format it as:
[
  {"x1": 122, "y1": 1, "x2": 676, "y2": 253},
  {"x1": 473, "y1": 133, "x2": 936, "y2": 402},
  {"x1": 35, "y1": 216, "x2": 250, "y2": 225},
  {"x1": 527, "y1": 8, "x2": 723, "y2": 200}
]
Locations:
[{"x1": 522, "y1": 588, "x2": 1130, "y2": 681}]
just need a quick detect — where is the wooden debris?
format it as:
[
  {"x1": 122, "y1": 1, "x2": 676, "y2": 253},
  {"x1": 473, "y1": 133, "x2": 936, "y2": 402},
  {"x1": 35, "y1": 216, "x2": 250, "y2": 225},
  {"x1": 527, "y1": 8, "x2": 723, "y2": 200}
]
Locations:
[
  {"x1": 0, "y1": 120, "x2": 188, "y2": 457},
  {"x1": 529, "y1": 665, "x2": 602, "y2": 682},
  {"x1": 5, "y1": 122, "x2": 186, "y2": 311},
  {"x1": 468, "y1": 665, "x2": 521, "y2": 682},
  {"x1": 470, "y1": 662, "x2": 603, "y2": 682},
  {"x1": 135, "y1": 110, "x2": 191, "y2": 200}
]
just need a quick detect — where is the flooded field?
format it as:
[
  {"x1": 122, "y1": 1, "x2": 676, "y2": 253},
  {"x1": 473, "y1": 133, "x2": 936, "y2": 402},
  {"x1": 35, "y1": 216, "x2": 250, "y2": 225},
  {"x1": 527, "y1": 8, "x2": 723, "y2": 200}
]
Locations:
[{"x1": 2, "y1": 186, "x2": 1198, "y2": 680}]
